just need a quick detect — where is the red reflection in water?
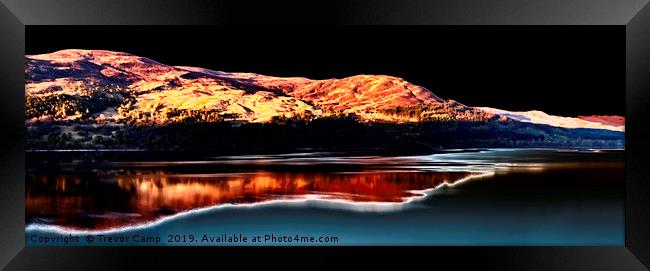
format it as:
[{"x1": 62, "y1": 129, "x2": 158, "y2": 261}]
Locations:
[{"x1": 26, "y1": 171, "x2": 478, "y2": 230}]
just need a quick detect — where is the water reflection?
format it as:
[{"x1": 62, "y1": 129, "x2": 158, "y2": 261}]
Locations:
[
  {"x1": 26, "y1": 149, "x2": 624, "y2": 231},
  {"x1": 26, "y1": 170, "x2": 479, "y2": 230}
]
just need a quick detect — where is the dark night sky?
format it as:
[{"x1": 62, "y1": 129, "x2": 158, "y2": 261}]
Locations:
[{"x1": 26, "y1": 26, "x2": 624, "y2": 117}]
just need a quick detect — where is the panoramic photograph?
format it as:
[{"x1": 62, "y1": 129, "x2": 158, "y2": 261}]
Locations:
[{"x1": 25, "y1": 26, "x2": 624, "y2": 246}]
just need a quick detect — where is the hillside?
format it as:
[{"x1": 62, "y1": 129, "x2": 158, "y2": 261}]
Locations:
[
  {"x1": 25, "y1": 49, "x2": 625, "y2": 150},
  {"x1": 27, "y1": 49, "x2": 493, "y2": 124},
  {"x1": 477, "y1": 107, "x2": 624, "y2": 132}
]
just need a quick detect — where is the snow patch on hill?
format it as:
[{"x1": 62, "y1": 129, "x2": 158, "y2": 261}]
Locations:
[{"x1": 475, "y1": 107, "x2": 624, "y2": 132}]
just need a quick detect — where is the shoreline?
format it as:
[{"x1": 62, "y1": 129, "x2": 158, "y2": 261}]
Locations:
[{"x1": 25, "y1": 172, "x2": 495, "y2": 235}]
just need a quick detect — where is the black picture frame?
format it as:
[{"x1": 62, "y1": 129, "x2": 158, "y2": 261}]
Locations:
[{"x1": 1, "y1": 0, "x2": 649, "y2": 270}]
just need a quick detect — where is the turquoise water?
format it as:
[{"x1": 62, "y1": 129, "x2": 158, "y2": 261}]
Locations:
[{"x1": 26, "y1": 149, "x2": 624, "y2": 246}]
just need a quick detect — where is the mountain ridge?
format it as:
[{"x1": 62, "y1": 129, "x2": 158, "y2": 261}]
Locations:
[
  {"x1": 26, "y1": 49, "x2": 485, "y2": 124},
  {"x1": 26, "y1": 49, "x2": 623, "y2": 133}
]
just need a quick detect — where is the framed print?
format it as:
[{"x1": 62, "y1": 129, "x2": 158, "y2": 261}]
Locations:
[{"x1": 1, "y1": 0, "x2": 649, "y2": 270}]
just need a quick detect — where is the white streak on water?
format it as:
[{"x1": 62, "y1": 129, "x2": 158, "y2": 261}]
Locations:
[
  {"x1": 28, "y1": 149, "x2": 613, "y2": 235},
  {"x1": 26, "y1": 172, "x2": 495, "y2": 235}
]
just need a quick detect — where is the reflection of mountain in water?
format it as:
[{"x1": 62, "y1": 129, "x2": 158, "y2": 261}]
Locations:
[
  {"x1": 26, "y1": 149, "x2": 625, "y2": 232},
  {"x1": 25, "y1": 149, "x2": 625, "y2": 245},
  {"x1": 26, "y1": 168, "x2": 480, "y2": 230}
]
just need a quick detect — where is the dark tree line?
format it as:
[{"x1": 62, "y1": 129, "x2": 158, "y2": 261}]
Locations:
[{"x1": 26, "y1": 115, "x2": 624, "y2": 151}]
